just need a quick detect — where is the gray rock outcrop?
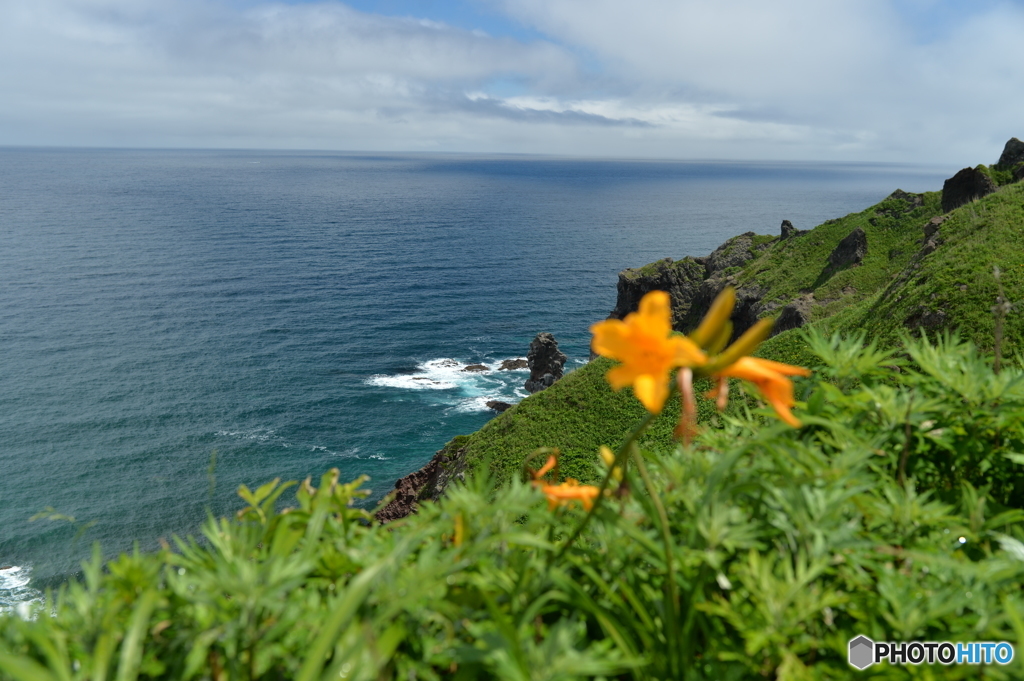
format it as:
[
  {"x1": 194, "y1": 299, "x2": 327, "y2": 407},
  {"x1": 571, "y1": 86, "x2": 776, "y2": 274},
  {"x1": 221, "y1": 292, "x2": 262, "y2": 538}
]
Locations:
[
  {"x1": 525, "y1": 333, "x2": 567, "y2": 393},
  {"x1": 462, "y1": 364, "x2": 488, "y2": 372},
  {"x1": 920, "y1": 215, "x2": 947, "y2": 257},
  {"x1": 996, "y1": 137, "x2": 1024, "y2": 171},
  {"x1": 608, "y1": 231, "x2": 776, "y2": 339},
  {"x1": 498, "y1": 358, "x2": 528, "y2": 370},
  {"x1": 486, "y1": 400, "x2": 513, "y2": 412},
  {"x1": 923, "y1": 215, "x2": 947, "y2": 240},
  {"x1": 609, "y1": 257, "x2": 707, "y2": 331},
  {"x1": 773, "y1": 295, "x2": 815, "y2": 335},
  {"x1": 375, "y1": 443, "x2": 468, "y2": 523},
  {"x1": 827, "y1": 227, "x2": 868, "y2": 271},
  {"x1": 941, "y1": 167, "x2": 996, "y2": 212},
  {"x1": 780, "y1": 220, "x2": 798, "y2": 240}
]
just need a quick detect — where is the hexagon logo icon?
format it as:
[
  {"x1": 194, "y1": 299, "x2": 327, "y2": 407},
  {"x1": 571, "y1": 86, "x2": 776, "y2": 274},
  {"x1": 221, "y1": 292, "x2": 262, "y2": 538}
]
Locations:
[{"x1": 849, "y1": 636, "x2": 874, "y2": 670}]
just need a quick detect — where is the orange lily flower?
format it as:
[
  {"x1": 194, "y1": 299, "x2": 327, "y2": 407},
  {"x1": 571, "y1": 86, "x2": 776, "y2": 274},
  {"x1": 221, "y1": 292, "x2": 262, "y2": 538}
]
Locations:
[
  {"x1": 713, "y1": 356, "x2": 811, "y2": 427},
  {"x1": 537, "y1": 478, "x2": 601, "y2": 512},
  {"x1": 533, "y1": 454, "x2": 557, "y2": 480},
  {"x1": 590, "y1": 291, "x2": 706, "y2": 413}
]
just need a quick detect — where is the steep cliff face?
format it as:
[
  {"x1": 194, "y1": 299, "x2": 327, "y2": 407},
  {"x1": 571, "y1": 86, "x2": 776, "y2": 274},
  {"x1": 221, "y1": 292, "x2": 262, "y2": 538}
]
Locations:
[
  {"x1": 376, "y1": 438, "x2": 468, "y2": 522},
  {"x1": 609, "y1": 230, "x2": 778, "y2": 338},
  {"x1": 609, "y1": 256, "x2": 707, "y2": 330}
]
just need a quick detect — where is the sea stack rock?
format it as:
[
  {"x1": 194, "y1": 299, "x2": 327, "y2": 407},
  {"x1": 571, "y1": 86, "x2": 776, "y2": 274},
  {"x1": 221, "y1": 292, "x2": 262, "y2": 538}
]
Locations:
[
  {"x1": 780, "y1": 220, "x2": 797, "y2": 240},
  {"x1": 524, "y1": 332, "x2": 567, "y2": 393},
  {"x1": 941, "y1": 167, "x2": 996, "y2": 212}
]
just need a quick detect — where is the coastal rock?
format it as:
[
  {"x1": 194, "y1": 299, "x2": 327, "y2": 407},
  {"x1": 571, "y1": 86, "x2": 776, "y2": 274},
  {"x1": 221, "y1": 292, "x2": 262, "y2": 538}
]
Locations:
[
  {"x1": 828, "y1": 227, "x2": 868, "y2": 271},
  {"x1": 375, "y1": 443, "x2": 468, "y2": 523},
  {"x1": 498, "y1": 358, "x2": 528, "y2": 370},
  {"x1": 462, "y1": 364, "x2": 488, "y2": 372},
  {"x1": 609, "y1": 257, "x2": 707, "y2": 331},
  {"x1": 870, "y1": 190, "x2": 924, "y2": 227},
  {"x1": 728, "y1": 284, "x2": 768, "y2": 334},
  {"x1": 525, "y1": 333, "x2": 567, "y2": 393},
  {"x1": 486, "y1": 400, "x2": 513, "y2": 412},
  {"x1": 780, "y1": 220, "x2": 798, "y2": 240},
  {"x1": 705, "y1": 231, "x2": 761, "y2": 274},
  {"x1": 996, "y1": 137, "x2": 1024, "y2": 170},
  {"x1": 772, "y1": 295, "x2": 815, "y2": 335},
  {"x1": 885, "y1": 189, "x2": 924, "y2": 212},
  {"x1": 609, "y1": 231, "x2": 776, "y2": 340},
  {"x1": 941, "y1": 167, "x2": 996, "y2": 212}
]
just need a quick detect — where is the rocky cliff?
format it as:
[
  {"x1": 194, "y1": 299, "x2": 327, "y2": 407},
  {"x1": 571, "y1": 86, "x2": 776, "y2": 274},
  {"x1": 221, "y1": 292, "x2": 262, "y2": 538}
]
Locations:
[
  {"x1": 608, "y1": 229, "x2": 782, "y2": 339},
  {"x1": 609, "y1": 138, "x2": 1024, "y2": 341},
  {"x1": 375, "y1": 438, "x2": 468, "y2": 522}
]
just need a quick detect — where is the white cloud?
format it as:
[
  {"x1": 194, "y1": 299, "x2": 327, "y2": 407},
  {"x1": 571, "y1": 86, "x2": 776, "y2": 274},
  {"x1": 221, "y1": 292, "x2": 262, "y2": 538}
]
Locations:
[
  {"x1": 0, "y1": 0, "x2": 580, "y2": 148},
  {"x1": 0, "y1": 0, "x2": 1021, "y2": 161},
  {"x1": 492, "y1": 0, "x2": 1024, "y2": 161}
]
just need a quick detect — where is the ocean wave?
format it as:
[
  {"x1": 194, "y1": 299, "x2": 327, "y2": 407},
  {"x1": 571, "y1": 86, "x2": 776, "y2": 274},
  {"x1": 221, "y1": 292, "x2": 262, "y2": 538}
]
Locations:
[
  {"x1": 0, "y1": 565, "x2": 43, "y2": 617},
  {"x1": 448, "y1": 396, "x2": 500, "y2": 414},
  {"x1": 215, "y1": 427, "x2": 279, "y2": 444},
  {"x1": 366, "y1": 357, "x2": 528, "y2": 412}
]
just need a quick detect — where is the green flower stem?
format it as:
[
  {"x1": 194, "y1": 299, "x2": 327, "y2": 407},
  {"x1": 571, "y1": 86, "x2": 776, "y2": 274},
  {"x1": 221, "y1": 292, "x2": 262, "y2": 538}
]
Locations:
[
  {"x1": 554, "y1": 407, "x2": 661, "y2": 560},
  {"x1": 631, "y1": 448, "x2": 684, "y2": 680}
]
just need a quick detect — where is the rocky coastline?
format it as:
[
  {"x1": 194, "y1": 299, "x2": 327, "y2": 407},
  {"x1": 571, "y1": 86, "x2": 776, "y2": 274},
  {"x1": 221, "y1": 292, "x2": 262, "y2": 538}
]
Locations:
[
  {"x1": 376, "y1": 331, "x2": 568, "y2": 521},
  {"x1": 375, "y1": 137, "x2": 1024, "y2": 523},
  {"x1": 375, "y1": 438, "x2": 469, "y2": 522}
]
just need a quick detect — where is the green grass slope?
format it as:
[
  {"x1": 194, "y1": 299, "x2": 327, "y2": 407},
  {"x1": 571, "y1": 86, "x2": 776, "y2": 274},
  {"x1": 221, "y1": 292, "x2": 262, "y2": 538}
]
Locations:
[
  {"x1": 455, "y1": 173, "x2": 1024, "y2": 480},
  {"x1": 827, "y1": 182, "x2": 1024, "y2": 345},
  {"x1": 458, "y1": 359, "x2": 720, "y2": 485},
  {"x1": 735, "y1": 190, "x2": 943, "y2": 321}
]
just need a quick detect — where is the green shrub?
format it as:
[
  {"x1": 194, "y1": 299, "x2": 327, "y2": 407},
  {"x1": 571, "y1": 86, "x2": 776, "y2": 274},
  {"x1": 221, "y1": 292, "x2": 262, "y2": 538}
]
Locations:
[{"x1": 3, "y1": 331, "x2": 1024, "y2": 680}]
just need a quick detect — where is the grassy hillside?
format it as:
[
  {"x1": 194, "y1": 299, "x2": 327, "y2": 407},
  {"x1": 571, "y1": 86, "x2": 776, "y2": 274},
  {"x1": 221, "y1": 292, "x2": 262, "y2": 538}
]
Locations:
[
  {"x1": 829, "y1": 182, "x2": 1024, "y2": 344},
  {"x1": 457, "y1": 170, "x2": 1024, "y2": 479},
  {"x1": 454, "y1": 360, "x2": 727, "y2": 485},
  {"x1": 8, "y1": 334, "x2": 1024, "y2": 680}
]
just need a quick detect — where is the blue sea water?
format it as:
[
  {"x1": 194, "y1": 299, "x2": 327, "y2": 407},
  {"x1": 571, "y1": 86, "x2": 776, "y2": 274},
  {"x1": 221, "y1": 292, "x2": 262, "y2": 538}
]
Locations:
[{"x1": 0, "y1": 148, "x2": 950, "y2": 609}]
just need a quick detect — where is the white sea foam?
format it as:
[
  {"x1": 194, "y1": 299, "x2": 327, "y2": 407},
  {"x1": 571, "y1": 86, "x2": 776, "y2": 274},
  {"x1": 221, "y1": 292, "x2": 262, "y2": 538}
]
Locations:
[
  {"x1": 449, "y1": 396, "x2": 499, "y2": 414},
  {"x1": 216, "y1": 427, "x2": 278, "y2": 444},
  {"x1": 367, "y1": 357, "x2": 528, "y2": 411},
  {"x1": 0, "y1": 565, "x2": 43, "y2": 617}
]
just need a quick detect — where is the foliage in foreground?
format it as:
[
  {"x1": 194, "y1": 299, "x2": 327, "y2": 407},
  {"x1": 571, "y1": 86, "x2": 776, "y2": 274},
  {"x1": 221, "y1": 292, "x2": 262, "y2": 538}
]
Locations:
[{"x1": 3, "y1": 332, "x2": 1024, "y2": 680}]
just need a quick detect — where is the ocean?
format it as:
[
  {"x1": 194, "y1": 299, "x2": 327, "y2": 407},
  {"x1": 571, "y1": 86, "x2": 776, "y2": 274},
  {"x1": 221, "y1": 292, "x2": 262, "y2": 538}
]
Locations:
[{"x1": 0, "y1": 148, "x2": 950, "y2": 610}]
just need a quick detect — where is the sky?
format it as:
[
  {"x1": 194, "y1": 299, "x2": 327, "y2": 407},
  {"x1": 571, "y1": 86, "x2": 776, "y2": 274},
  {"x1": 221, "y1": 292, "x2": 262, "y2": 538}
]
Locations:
[{"x1": 0, "y1": 0, "x2": 1021, "y2": 162}]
